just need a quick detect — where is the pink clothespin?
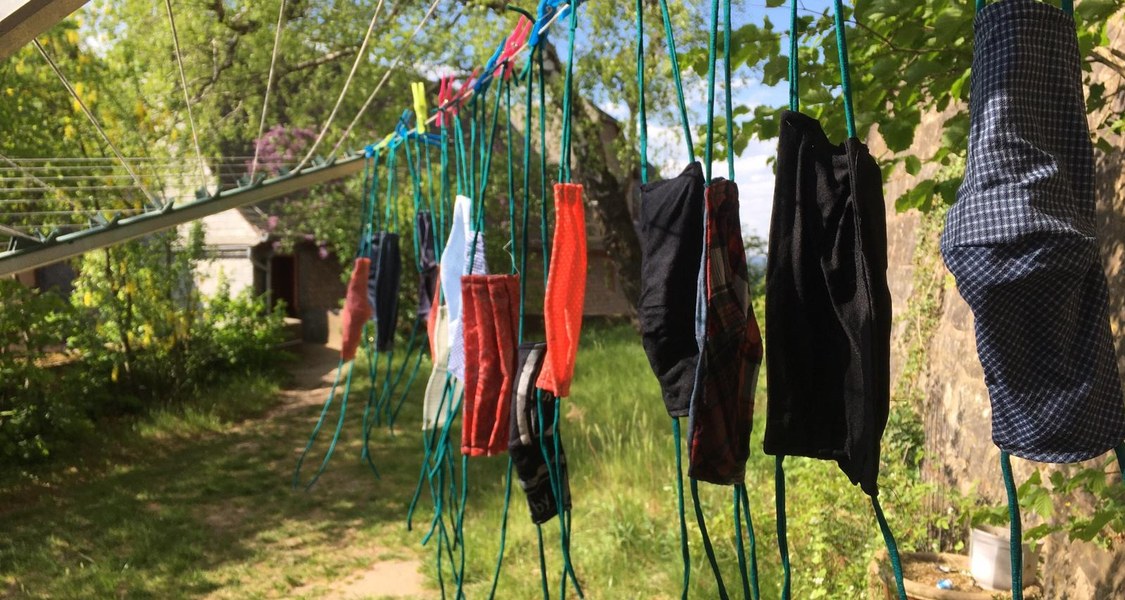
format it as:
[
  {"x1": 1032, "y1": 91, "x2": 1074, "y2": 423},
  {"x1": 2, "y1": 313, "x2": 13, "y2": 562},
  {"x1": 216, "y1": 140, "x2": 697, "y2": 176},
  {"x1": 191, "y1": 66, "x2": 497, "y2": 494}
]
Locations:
[
  {"x1": 453, "y1": 68, "x2": 481, "y2": 109},
  {"x1": 436, "y1": 76, "x2": 453, "y2": 128},
  {"x1": 496, "y1": 17, "x2": 533, "y2": 80}
]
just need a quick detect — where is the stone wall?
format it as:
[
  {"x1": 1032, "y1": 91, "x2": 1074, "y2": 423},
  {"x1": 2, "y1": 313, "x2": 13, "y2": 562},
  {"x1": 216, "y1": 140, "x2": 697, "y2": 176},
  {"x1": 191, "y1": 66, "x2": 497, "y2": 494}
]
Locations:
[{"x1": 876, "y1": 35, "x2": 1125, "y2": 597}]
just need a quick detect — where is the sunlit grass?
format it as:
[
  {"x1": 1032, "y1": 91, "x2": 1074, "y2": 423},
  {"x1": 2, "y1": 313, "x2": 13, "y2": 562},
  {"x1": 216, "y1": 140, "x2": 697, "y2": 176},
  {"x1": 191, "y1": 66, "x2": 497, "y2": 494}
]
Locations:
[{"x1": 0, "y1": 326, "x2": 920, "y2": 599}]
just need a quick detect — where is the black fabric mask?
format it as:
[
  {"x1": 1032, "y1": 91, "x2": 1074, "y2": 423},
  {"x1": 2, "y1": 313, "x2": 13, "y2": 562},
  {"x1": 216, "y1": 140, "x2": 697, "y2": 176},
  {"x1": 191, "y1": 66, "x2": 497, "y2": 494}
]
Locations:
[
  {"x1": 764, "y1": 111, "x2": 892, "y2": 496},
  {"x1": 637, "y1": 162, "x2": 706, "y2": 418},
  {"x1": 508, "y1": 342, "x2": 571, "y2": 524},
  {"x1": 367, "y1": 231, "x2": 403, "y2": 353},
  {"x1": 416, "y1": 210, "x2": 439, "y2": 320}
]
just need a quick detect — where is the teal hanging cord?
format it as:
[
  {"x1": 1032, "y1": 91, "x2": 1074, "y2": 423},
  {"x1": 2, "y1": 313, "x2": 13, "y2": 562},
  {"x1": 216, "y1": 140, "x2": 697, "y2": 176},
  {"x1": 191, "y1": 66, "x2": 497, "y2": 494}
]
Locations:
[
  {"x1": 554, "y1": 398, "x2": 584, "y2": 599},
  {"x1": 557, "y1": 2, "x2": 579, "y2": 183},
  {"x1": 487, "y1": 458, "x2": 515, "y2": 600},
  {"x1": 1115, "y1": 443, "x2": 1125, "y2": 483},
  {"x1": 722, "y1": 0, "x2": 735, "y2": 180},
  {"x1": 872, "y1": 496, "x2": 907, "y2": 600},
  {"x1": 775, "y1": 455, "x2": 792, "y2": 600},
  {"x1": 292, "y1": 358, "x2": 356, "y2": 491},
  {"x1": 733, "y1": 485, "x2": 752, "y2": 600},
  {"x1": 519, "y1": 47, "x2": 535, "y2": 342},
  {"x1": 382, "y1": 318, "x2": 423, "y2": 428},
  {"x1": 389, "y1": 346, "x2": 427, "y2": 428},
  {"x1": 739, "y1": 485, "x2": 761, "y2": 599},
  {"x1": 636, "y1": 0, "x2": 649, "y2": 185},
  {"x1": 831, "y1": 0, "x2": 857, "y2": 139},
  {"x1": 656, "y1": 0, "x2": 696, "y2": 162},
  {"x1": 534, "y1": 390, "x2": 582, "y2": 598},
  {"x1": 788, "y1": 0, "x2": 799, "y2": 112},
  {"x1": 505, "y1": 80, "x2": 518, "y2": 275},
  {"x1": 373, "y1": 349, "x2": 396, "y2": 426},
  {"x1": 536, "y1": 48, "x2": 551, "y2": 282},
  {"x1": 454, "y1": 453, "x2": 469, "y2": 600},
  {"x1": 672, "y1": 418, "x2": 691, "y2": 600},
  {"x1": 360, "y1": 334, "x2": 383, "y2": 479},
  {"x1": 1000, "y1": 451, "x2": 1024, "y2": 599},
  {"x1": 690, "y1": 478, "x2": 730, "y2": 600},
  {"x1": 536, "y1": 525, "x2": 552, "y2": 600},
  {"x1": 704, "y1": 0, "x2": 719, "y2": 183},
  {"x1": 383, "y1": 144, "x2": 399, "y2": 234}
]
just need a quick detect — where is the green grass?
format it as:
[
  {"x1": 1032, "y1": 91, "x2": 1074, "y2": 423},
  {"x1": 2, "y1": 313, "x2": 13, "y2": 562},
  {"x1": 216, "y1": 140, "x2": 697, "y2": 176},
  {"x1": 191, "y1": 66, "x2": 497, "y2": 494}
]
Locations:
[{"x1": 0, "y1": 325, "x2": 925, "y2": 599}]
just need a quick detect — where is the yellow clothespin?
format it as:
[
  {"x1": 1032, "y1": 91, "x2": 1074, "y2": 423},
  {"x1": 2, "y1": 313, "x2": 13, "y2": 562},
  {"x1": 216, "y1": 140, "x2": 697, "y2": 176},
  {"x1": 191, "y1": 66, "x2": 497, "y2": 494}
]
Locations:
[
  {"x1": 411, "y1": 81, "x2": 428, "y2": 134},
  {"x1": 374, "y1": 132, "x2": 396, "y2": 152}
]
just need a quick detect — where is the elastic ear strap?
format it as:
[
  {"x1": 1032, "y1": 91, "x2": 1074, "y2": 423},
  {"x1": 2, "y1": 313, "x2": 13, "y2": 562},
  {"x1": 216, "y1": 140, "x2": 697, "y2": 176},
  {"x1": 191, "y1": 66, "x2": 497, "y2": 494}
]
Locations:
[
  {"x1": 656, "y1": 0, "x2": 696, "y2": 163},
  {"x1": 832, "y1": 0, "x2": 857, "y2": 138},
  {"x1": 788, "y1": 0, "x2": 799, "y2": 112},
  {"x1": 1115, "y1": 443, "x2": 1125, "y2": 485},
  {"x1": 690, "y1": 477, "x2": 730, "y2": 600},
  {"x1": 705, "y1": 0, "x2": 720, "y2": 183},
  {"x1": 486, "y1": 458, "x2": 514, "y2": 600},
  {"x1": 636, "y1": 0, "x2": 649, "y2": 185},
  {"x1": 672, "y1": 418, "x2": 691, "y2": 600},
  {"x1": 722, "y1": 0, "x2": 735, "y2": 181},
  {"x1": 739, "y1": 485, "x2": 761, "y2": 599},
  {"x1": 1000, "y1": 451, "x2": 1025, "y2": 600},
  {"x1": 558, "y1": 2, "x2": 579, "y2": 183},
  {"x1": 733, "y1": 486, "x2": 752, "y2": 600},
  {"x1": 871, "y1": 495, "x2": 907, "y2": 600},
  {"x1": 775, "y1": 455, "x2": 792, "y2": 600}
]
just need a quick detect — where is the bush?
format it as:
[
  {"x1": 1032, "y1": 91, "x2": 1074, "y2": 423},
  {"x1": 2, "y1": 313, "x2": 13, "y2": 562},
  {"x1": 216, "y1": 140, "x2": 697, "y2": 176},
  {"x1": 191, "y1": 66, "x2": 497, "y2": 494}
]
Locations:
[
  {"x1": 2, "y1": 224, "x2": 288, "y2": 466},
  {"x1": 0, "y1": 281, "x2": 92, "y2": 462}
]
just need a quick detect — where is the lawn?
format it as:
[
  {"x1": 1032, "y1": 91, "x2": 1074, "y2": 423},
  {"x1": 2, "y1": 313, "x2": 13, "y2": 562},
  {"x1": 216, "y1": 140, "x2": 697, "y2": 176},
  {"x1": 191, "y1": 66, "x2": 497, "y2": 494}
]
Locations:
[{"x1": 0, "y1": 325, "x2": 913, "y2": 599}]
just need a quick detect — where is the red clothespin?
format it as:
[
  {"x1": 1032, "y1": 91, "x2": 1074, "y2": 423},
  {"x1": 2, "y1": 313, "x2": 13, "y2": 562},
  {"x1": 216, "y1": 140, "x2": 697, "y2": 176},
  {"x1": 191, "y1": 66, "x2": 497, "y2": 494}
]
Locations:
[
  {"x1": 453, "y1": 68, "x2": 480, "y2": 109},
  {"x1": 495, "y1": 16, "x2": 533, "y2": 80},
  {"x1": 436, "y1": 76, "x2": 454, "y2": 128}
]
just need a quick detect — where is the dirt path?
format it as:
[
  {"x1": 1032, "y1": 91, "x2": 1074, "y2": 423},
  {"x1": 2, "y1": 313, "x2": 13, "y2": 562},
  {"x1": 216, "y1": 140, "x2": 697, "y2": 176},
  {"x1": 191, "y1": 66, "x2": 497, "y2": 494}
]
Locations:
[{"x1": 277, "y1": 344, "x2": 431, "y2": 600}]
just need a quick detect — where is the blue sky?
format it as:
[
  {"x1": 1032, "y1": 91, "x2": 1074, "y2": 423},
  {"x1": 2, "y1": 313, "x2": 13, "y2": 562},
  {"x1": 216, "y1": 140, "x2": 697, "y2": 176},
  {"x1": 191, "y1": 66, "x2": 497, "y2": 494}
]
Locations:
[{"x1": 633, "y1": 0, "x2": 837, "y2": 240}]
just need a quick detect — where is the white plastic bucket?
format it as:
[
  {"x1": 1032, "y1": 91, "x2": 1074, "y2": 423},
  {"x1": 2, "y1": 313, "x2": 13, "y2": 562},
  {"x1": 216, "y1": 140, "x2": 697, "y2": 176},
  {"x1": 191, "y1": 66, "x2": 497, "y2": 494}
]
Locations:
[{"x1": 969, "y1": 525, "x2": 1035, "y2": 591}]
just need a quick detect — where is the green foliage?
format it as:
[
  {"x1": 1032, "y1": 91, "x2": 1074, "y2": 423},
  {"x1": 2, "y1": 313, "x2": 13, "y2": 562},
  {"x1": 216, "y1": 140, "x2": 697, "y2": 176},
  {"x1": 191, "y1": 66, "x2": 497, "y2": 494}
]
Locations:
[
  {"x1": 724, "y1": 0, "x2": 1124, "y2": 214},
  {"x1": 1, "y1": 222, "x2": 286, "y2": 465},
  {"x1": 0, "y1": 281, "x2": 91, "y2": 462},
  {"x1": 974, "y1": 460, "x2": 1125, "y2": 550}
]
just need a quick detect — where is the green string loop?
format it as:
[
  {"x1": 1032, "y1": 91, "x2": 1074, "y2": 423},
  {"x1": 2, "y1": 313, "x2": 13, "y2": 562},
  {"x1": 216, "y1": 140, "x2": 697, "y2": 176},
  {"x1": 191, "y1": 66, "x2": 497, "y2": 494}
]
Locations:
[
  {"x1": 690, "y1": 477, "x2": 729, "y2": 600},
  {"x1": 672, "y1": 418, "x2": 691, "y2": 600},
  {"x1": 722, "y1": 0, "x2": 735, "y2": 180},
  {"x1": 788, "y1": 0, "x2": 799, "y2": 112},
  {"x1": 733, "y1": 485, "x2": 752, "y2": 600},
  {"x1": 558, "y1": 3, "x2": 579, "y2": 183},
  {"x1": 739, "y1": 485, "x2": 761, "y2": 599},
  {"x1": 1001, "y1": 452, "x2": 1024, "y2": 600},
  {"x1": 872, "y1": 496, "x2": 907, "y2": 600},
  {"x1": 832, "y1": 0, "x2": 858, "y2": 139},
  {"x1": 636, "y1": 0, "x2": 649, "y2": 185},
  {"x1": 705, "y1": 0, "x2": 720, "y2": 182},
  {"x1": 775, "y1": 455, "x2": 792, "y2": 600},
  {"x1": 656, "y1": 0, "x2": 695, "y2": 163}
]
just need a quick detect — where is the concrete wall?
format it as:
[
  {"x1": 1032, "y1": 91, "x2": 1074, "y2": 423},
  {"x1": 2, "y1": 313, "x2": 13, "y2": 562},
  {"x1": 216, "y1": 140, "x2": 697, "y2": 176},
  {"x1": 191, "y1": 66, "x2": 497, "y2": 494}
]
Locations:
[{"x1": 874, "y1": 41, "x2": 1125, "y2": 596}]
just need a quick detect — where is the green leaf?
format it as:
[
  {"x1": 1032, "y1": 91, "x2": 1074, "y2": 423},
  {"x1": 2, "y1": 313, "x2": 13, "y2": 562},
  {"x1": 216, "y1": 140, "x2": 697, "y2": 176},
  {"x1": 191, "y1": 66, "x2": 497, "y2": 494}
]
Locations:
[
  {"x1": 904, "y1": 156, "x2": 921, "y2": 176},
  {"x1": 766, "y1": 0, "x2": 786, "y2": 7}
]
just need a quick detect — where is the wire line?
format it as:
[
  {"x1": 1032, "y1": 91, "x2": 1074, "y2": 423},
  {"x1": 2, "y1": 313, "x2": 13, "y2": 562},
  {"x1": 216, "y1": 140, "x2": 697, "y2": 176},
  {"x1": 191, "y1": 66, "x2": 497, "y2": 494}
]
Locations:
[
  {"x1": 291, "y1": 0, "x2": 387, "y2": 173},
  {"x1": 325, "y1": 0, "x2": 446, "y2": 159},
  {"x1": 32, "y1": 39, "x2": 158, "y2": 208},
  {"x1": 250, "y1": 0, "x2": 288, "y2": 180},
  {"x1": 164, "y1": 0, "x2": 208, "y2": 194}
]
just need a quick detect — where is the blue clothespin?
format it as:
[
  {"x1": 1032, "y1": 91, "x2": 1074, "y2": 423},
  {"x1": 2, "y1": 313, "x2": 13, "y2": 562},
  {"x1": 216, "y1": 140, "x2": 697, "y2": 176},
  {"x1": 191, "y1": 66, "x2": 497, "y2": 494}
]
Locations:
[
  {"x1": 475, "y1": 41, "x2": 506, "y2": 94},
  {"x1": 529, "y1": 0, "x2": 582, "y2": 47}
]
